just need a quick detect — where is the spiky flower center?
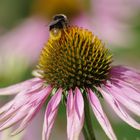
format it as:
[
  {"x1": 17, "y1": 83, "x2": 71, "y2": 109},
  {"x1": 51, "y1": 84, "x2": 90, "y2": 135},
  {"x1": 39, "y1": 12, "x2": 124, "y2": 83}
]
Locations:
[{"x1": 37, "y1": 26, "x2": 112, "y2": 89}]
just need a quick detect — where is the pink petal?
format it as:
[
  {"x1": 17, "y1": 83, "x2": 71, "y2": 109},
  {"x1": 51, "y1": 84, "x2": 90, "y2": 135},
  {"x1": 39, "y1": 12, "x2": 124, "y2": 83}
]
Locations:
[
  {"x1": 0, "y1": 105, "x2": 21, "y2": 122},
  {"x1": 67, "y1": 89, "x2": 74, "y2": 117},
  {"x1": 0, "y1": 100, "x2": 14, "y2": 115},
  {"x1": 110, "y1": 66, "x2": 140, "y2": 84},
  {"x1": 10, "y1": 85, "x2": 53, "y2": 135},
  {"x1": 0, "y1": 83, "x2": 44, "y2": 121},
  {"x1": 0, "y1": 104, "x2": 30, "y2": 131},
  {"x1": 106, "y1": 83, "x2": 140, "y2": 116},
  {"x1": 115, "y1": 80, "x2": 140, "y2": 102},
  {"x1": 11, "y1": 107, "x2": 37, "y2": 136},
  {"x1": 0, "y1": 84, "x2": 53, "y2": 135},
  {"x1": 0, "y1": 78, "x2": 42, "y2": 95},
  {"x1": 87, "y1": 88, "x2": 117, "y2": 140},
  {"x1": 67, "y1": 89, "x2": 74, "y2": 140},
  {"x1": 28, "y1": 85, "x2": 53, "y2": 105},
  {"x1": 67, "y1": 87, "x2": 84, "y2": 140},
  {"x1": 99, "y1": 88, "x2": 140, "y2": 130},
  {"x1": 42, "y1": 88, "x2": 62, "y2": 140}
]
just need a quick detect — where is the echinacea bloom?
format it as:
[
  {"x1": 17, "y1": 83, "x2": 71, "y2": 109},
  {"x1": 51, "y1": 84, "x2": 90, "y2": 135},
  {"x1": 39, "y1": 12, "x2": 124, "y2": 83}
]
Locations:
[{"x1": 0, "y1": 15, "x2": 140, "y2": 140}]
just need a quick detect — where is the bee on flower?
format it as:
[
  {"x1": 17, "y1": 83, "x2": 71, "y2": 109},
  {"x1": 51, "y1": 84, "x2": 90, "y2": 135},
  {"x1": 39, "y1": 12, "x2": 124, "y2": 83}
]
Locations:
[{"x1": 0, "y1": 14, "x2": 140, "y2": 140}]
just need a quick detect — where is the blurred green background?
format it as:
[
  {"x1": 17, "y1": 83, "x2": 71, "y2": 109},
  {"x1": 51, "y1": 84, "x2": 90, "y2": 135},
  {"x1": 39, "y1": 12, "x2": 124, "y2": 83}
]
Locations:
[{"x1": 0, "y1": 0, "x2": 140, "y2": 140}]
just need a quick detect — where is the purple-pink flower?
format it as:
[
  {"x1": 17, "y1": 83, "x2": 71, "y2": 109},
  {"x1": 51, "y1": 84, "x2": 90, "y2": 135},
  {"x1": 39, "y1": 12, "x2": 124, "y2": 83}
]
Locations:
[{"x1": 0, "y1": 15, "x2": 140, "y2": 140}]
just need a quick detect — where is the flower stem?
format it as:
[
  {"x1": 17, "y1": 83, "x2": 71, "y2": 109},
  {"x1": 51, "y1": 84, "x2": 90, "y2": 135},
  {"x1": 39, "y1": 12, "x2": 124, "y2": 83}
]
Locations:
[{"x1": 83, "y1": 91, "x2": 96, "y2": 140}]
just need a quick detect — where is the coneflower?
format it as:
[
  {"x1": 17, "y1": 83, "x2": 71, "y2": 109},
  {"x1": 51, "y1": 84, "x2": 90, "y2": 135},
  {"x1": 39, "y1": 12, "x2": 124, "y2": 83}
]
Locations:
[{"x1": 0, "y1": 14, "x2": 140, "y2": 140}]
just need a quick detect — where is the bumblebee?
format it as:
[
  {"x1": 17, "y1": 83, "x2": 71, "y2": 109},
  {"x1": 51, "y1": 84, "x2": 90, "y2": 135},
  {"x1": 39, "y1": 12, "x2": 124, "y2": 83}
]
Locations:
[
  {"x1": 49, "y1": 14, "x2": 68, "y2": 40},
  {"x1": 49, "y1": 14, "x2": 68, "y2": 30}
]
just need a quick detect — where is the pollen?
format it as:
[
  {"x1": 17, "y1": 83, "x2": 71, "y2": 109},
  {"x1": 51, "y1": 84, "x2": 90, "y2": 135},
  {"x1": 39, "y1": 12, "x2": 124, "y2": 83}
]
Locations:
[
  {"x1": 37, "y1": 26, "x2": 112, "y2": 89},
  {"x1": 50, "y1": 28, "x2": 62, "y2": 40}
]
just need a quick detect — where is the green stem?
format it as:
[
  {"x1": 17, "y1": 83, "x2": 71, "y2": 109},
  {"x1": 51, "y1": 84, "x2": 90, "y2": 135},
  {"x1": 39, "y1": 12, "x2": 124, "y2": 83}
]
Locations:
[
  {"x1": 82, "y1": 125, "x2": 90, "y2": 140},
  {"x1": 83, "y1": 91, "x2": 96, "y2": 140}
]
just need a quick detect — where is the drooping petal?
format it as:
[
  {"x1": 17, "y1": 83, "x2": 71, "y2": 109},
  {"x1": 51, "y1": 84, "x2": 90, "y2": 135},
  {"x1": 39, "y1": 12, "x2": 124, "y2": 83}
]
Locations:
[
  {"x1": 67, "y1": 87, "x2": 84, "y2": 140},
  {"x1": 0, "y1": 104, "x2": 30, "y2": 131},
  {"x1": 0, "y1": 105, "x2": 21, "y2": 122},
  {"x1": 74, "y1": 88, "x2": 84, "y2": 123},
  {"x1": 110, "y1": 79, "x2": 140, "y2": 102},
  {"x1": 87, "y1": 88, "x2": 117, "y2": 140},
  {"x1": 106, "y1": 83, "x2": 140, "y2": 116},
  {"x1": 42, "y1": 88, "x2": 62, "y2": 140},
  {"x1": 11, "y1": 85, "x2": 53, "y2": 135},
  {"x1": 67, "y1": 89, "x2": 74, "y2": 140},
  {"x1": 100, "y1": 88, "x2": 140, "y2": 130},
  {"x1": 110, "y1": 66, "x2": 140, "y2": 84},
  {"x1": 11, "y1": 107, "x2": 38, "y2": 136},
  {"x1": 0, "y1": 83, "x2": 45, "y2": 121},
  {"x1": 0, "y1": 78, "x2": 42, "y2": 95},
  {"x1": 0, "y1": 83, "x2": 53, "y2": 135},
  {"x1": 0, "y1": 100, "x2": 14, "y2": 115}
]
